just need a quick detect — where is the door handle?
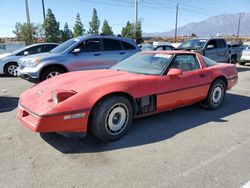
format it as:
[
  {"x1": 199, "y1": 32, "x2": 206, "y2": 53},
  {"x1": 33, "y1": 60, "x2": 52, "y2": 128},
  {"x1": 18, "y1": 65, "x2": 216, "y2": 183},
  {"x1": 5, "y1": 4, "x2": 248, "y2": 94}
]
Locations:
[
  {"x1": 199, "y1": 74, "x2": 206, "y2": 78},
  {"x1": 120, "y1": 52, "x2": 125, "y2": 55},
  {"x1": 94, "y1": 53, "x2": 101, "y2": 56}
]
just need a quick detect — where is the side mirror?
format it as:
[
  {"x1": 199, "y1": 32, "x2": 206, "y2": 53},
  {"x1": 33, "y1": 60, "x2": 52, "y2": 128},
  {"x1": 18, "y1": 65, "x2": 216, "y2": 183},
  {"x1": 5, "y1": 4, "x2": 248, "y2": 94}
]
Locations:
[
  {"x1": 207, "y1": 45, "x2": 214, "y2": 50},
  {"x1": 72, "y1": 48, "x2": 81, "y2": 54},
  {"x1": 167, "y1": 68, "x2": 183, "y2": 77},
  {"x1": 24, "y1": 51, "x2": 29, "y2": 56}
]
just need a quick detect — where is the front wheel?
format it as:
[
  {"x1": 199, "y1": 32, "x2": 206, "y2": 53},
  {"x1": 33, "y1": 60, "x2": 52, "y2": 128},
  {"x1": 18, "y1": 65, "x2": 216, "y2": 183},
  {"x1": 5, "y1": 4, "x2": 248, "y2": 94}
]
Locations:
[
  {"x1": 4, "y1": 62, "x2": 18, "y2": 76},
  {"x1": 40, "y1": 67, "x2": 65, "y2": 81},
  {"x1": 203, "y1": 79, "x2": 226, "y2": 110},
  {"x1": 89, "y1": 96, "x2": 134, "y2": 141},
  {"x1": 239, "y1": 61, "x2": 246, "y2": 65}
]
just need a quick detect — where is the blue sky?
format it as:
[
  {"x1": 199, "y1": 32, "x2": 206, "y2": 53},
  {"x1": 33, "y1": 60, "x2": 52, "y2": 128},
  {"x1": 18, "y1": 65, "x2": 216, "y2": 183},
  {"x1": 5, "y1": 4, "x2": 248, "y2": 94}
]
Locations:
[{"x1": 0, "y1": 0, "x2": 249, "y2": 37}]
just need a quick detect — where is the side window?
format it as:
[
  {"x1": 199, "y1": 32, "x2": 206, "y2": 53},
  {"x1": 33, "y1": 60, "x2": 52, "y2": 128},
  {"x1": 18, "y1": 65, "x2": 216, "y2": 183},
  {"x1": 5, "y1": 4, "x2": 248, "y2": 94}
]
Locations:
[
  {"x1": 155, "y1": 46, "x2": 164, "y2": 51},
  {"x1": 77, "y1": 39, "x2": 101, "y2": 52},
  {"x1": 169, "y1": 55, "x2": 200, "y2": 72},
  {"x1": 103, "y1": 39, "x2": 122, "y2": 51},
  {"x1": 42, "y1": 44, "x2": 57, "y2": 52},
  {"x1": 121, "y1": 41, "x2": 136, "y2": 50},
  {"x1": 217, "y1": 39, "x2": 226, "y2": 48},
  {"x1": 206, "y1": 40, "x2": 217, "y2": 49},
  {"x1": 165, "y1": 46, "x2": 173, "y2": 50},
  {"x1": 17, "y1": 45, "x2": 43, "y2": 56}
]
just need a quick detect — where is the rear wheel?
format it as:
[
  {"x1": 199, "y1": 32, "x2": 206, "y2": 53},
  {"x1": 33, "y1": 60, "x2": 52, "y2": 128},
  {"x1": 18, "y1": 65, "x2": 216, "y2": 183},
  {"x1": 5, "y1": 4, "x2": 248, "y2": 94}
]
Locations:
[
  {"x1": 40, "y1": 67, "x2": 65, "y2": 81},
  {"x1": 89, "y1": 96, "x2": 134, "y2": 141},
  {"x1": 239, "y1": 61, "x2": 246, "y2": 65},
  {"x1": 4, "y1": 62, "x2": 18, "y2": 76},
  {"x1": 203, "y1": 79, "x2": 226, "y2": 110},
  {"x1": 230, "y1": 55, "x2": 237, "y2": 64}
]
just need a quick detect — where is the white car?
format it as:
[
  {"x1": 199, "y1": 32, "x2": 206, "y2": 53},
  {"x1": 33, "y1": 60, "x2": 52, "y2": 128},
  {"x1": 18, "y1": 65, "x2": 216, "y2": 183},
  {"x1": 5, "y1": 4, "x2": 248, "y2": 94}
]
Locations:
[
  {"x1": 0, "y1": 43, "x2": 58, "y2": 76},
  {"x1": 240, "y1": 45, "x2": 250, "y2": 65}
]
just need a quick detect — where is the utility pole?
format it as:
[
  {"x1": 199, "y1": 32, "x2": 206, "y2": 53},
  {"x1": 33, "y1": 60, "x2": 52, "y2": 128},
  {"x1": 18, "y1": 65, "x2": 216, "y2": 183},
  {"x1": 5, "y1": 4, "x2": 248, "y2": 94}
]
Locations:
[
  {"x1": 134, "y1": 0, "x2": 138, "y2": 39},
  {"x1": 174, "y1": 3, "x2": 179, "y2": 43},
  {"x1": 42, "y1": 0, "x2": 46, "y2": 21},
  {"x1": 236, "y1": 12, "x2": 242, "y2": 41},
  {"x1": 25, "y1": 0, "x2": 31, "y2": 24}
]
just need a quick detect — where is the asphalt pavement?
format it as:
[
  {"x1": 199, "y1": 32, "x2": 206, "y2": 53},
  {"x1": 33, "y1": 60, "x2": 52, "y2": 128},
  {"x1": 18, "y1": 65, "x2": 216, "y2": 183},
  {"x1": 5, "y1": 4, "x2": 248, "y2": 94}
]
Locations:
[{"x1": 0, "y1": 66, "x2": 250, "y2": 188}]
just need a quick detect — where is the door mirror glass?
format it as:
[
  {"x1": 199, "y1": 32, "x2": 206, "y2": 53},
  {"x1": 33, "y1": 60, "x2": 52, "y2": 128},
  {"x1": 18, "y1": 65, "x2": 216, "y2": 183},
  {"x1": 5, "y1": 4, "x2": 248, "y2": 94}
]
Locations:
[
  {"x1": 24, "y1": 51, "x2": 29, "y2": 56},
  {"x1": 167, "y1": 68, "x2": 183, "y2": 77},
  {"x1": 207, "y1": 45, "x2": 214, "y2": 50}
]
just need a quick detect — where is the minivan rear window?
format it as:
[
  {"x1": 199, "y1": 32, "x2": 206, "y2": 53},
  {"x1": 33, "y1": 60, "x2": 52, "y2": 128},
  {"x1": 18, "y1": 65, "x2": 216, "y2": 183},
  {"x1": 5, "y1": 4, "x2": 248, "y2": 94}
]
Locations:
[
  {"x1": 103, "y1": 39, "x2": 122, "y2": 51},
  {"x1": 122, "y1": 41, "x2": 136, "y2": 50}
]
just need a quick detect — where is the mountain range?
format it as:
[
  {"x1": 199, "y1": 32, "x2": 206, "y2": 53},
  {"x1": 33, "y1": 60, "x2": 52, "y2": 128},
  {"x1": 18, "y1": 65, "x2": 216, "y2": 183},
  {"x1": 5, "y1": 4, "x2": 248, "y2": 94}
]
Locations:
[{"x1": 143, "y1": 13, "x2": 250, "y2": 37}]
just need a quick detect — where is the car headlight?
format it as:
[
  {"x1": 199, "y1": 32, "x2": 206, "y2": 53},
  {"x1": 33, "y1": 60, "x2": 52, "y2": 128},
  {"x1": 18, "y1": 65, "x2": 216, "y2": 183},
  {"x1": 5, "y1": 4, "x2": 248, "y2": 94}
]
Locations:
[{"x1": 20, "y1": 58, "x2": 41, "y2": 67}]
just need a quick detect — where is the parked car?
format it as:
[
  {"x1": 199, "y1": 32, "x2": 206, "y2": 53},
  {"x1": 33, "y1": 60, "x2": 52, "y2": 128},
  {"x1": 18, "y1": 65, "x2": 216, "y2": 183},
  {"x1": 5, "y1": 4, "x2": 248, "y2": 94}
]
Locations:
[
  {"x1": 0, "y1": 43, "x2": 58, "y2": 76},
  {"x1": 240, "y1": 45, "x2": 250, "y2": 65},
  {"x1": 177, "y1": 37, "x2": 243, "y2": 64},
  {"x1": 17, "y1": 51, "x2": 238, "y2": 141},
  {"x1": 140, "y1": 43, "x2": 174, "y2": 51},
  {"x1": 17, "y1": 35, "x2": 140, "y2": 83}
]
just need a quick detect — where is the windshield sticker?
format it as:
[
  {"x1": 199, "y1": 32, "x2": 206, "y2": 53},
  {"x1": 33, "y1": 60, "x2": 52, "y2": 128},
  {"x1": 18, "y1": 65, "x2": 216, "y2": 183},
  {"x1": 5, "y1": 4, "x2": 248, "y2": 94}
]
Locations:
[{"x1": 154, "y1": 54, "x2": 172, "y2": 59}]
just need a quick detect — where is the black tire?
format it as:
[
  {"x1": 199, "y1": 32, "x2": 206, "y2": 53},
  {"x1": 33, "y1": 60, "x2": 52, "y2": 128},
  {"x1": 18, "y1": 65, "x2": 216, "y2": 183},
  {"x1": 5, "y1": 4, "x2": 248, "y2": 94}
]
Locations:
[
  {"x1": 203, "y1": 79, "x2": 226, "y2": 110},
  {"x1": 40, "y1": 67, "x2": 65, "y2": 81},
  {"x1": 89, "y1": 96, "x2": 134, "y2": 141},
  {"x1": 230, "y1": 55, "x2": 237, "y2": 64},
  {"x1": 239, "y1": 61, "x2": 246, "y2": 65},
  {"x1": 4, "y1": 62, "x2": 18, "y2": 76}
]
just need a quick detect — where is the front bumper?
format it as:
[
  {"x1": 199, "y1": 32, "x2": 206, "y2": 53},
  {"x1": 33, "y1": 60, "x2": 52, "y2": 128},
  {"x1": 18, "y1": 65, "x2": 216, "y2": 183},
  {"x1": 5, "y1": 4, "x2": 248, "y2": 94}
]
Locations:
[
  {"x1": 16, "y1": 66, "x2": 40, "y2": 83},
  {"x1": 16, "y1": 104, "x2": 90, "y2": 133}
]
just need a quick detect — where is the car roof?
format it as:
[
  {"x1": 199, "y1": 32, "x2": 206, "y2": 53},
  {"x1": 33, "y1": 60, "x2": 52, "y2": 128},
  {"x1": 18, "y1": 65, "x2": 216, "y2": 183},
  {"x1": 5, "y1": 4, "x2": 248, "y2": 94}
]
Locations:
[
  {"x1": 187, "y1": 37, "x2": 225, "y2": 40},
  {"x1": 140, "y1": 50, "x2": 197, "y2": 55}
]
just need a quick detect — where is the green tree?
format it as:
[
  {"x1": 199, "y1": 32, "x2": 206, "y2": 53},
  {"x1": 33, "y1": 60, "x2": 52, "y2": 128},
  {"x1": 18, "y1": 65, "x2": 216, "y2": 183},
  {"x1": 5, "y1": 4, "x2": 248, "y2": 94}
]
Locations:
[
  {"x1": 43, "y1": 9, "x2": 60, "y2": 42},
  {"x1": 135, "y1": 21, "x2": 143, "y2": 44},
  {"x1": 62, "y1": 23, "x2": 73, "y2": 41},
  {"x1": 88, "y1": 8, "x2": 100, "y2": 34},
  {"x1": 73, "y1": 13, "x2": 85, "y2": 37},
  {"x1": 121, "y1": 21, "x2": 134, "y2": 38},
  {"x1": 101, "y1": 20, "x2": 113, "y2": 35},
  {"x1": 13, "y1": 22, "x2": 40, "y2": 45}
]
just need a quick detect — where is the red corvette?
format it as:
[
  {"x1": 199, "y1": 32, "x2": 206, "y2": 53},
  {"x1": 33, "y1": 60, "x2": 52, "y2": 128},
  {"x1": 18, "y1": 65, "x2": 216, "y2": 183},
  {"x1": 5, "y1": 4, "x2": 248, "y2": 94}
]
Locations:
[{"x1": 17, "y1": 51, "x2": 238, "y2": 141}]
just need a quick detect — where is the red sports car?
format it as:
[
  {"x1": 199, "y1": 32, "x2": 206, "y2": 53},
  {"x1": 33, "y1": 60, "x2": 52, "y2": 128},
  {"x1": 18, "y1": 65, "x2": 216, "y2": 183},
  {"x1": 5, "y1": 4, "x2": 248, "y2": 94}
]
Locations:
[{"x1": 17, "y1": 51, "x2": 238, "y2": 141}]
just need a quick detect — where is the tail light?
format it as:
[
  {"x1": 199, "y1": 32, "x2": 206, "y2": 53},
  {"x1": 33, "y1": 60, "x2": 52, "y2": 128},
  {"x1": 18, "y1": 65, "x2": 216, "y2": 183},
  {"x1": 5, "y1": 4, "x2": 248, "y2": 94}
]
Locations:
[{"x1": 51, "y1": 89, "x2": 77, "y2": 104}]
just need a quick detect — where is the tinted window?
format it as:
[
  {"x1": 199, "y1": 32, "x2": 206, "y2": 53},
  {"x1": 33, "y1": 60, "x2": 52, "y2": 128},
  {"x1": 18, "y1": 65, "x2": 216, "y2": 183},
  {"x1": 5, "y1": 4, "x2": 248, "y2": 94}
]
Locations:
[
  {"x1": 16, "y1": 45, "x2": 43, "y2": 56},
  {"x1": 103, "y1": 39, "x2": 122, "y2": 51},
  {"x1": 165, "y1": 46, "x2": 173, "y2": 50},
  {"x1": 217, "y1": 39, "x2": 226, "y2": 48},
  {"x1": 155, "y1": 46, "x2": 164, "y2": 51},
  {"x1": 42, "y1": 44, "x2": 57, "y2": 52},
  {"x1": 122, "y1": 41, "x2": 136, "y2": 50},
  {"x1": 79, "y1": 39, "x2": 101, "y2": 52},
  {"x1": 169, "y1": 54, "x2": 200, "y2": 71},
  {"x1": 207, "y1": 39, "x2": 217, "y2": 49},
  {"x1": 203, "y1": 56, "x2": 217, "y2": 67}
]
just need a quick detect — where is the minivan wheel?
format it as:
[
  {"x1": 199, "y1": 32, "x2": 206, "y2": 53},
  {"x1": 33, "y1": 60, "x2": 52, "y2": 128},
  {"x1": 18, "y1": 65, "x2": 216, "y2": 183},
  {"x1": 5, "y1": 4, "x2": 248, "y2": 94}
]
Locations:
[
  {"x1": 4, "y1": 62, "x2": 18, "y2": 76},
  {"x1": 41, "y1": 67, "x2": 65, "y2": 81}
]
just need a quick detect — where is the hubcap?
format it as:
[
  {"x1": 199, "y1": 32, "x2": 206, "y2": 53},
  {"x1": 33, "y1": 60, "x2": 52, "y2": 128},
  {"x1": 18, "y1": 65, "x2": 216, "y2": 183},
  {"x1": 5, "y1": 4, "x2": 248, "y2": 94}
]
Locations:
[
  {"x1": 105, "y1": 103, "x2": 129, "y2": 135},
  {"x1": 8, "y1": 65, "x2": 18, "y2": 75},
  {"x1": 46, "y1": 71, "x2": 61, "y2": 79},
  {"x1": 212, "y1": 84, "x2": 223, "y2": 104}
]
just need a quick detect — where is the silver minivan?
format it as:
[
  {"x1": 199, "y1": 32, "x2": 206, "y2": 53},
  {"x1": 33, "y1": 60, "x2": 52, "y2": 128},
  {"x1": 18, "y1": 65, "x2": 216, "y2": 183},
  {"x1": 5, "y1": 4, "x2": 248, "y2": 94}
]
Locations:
[{"x1": 17, "y1": 35, "x2": 140, "y2": 83}]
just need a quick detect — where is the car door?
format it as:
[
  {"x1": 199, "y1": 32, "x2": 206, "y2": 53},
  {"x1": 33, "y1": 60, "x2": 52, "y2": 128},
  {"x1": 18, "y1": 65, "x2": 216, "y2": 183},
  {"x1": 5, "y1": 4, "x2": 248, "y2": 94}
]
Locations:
[
  {"x1": 69, "y1": 38, "x2": 103, "y2": 71},
  {"x1": 204, "y1": 39, "x2": 219, "y2": 61},
  {"x1": 99, "y1": 38, "x2": 126, "y2": 68},
  {"x1": 216, "y1": 39, "x2": 229, "y2": 62},
  {"x1": 156, "y1": 54, "x2": 210, "y2": 112}
]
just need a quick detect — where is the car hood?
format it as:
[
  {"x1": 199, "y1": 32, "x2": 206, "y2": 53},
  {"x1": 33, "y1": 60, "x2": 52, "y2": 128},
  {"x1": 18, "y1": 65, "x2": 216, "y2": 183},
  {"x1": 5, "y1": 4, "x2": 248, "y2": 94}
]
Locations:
[
  {"x1": 19, "y1": 52, "x2": 65, "y2": 62},
  {"x1": 19, "y1": 69, "x2": 156, "y2": 116},
  {"x1": 0, "y1": 53, "x2": 12, "y2": 60}
]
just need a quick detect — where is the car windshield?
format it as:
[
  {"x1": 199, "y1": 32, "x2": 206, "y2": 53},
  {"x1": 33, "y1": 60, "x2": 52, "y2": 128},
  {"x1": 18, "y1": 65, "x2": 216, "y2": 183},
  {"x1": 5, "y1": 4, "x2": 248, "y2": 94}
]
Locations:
[
  {"x1": 111, "y1": 53, "x2": 173, "y2": 75},
  {"x1": 50, "y1": 38, "x2": 79, "y2": 53},
  {"x1": 178, "y1": 39, "x2": 207, "y2": 50}
]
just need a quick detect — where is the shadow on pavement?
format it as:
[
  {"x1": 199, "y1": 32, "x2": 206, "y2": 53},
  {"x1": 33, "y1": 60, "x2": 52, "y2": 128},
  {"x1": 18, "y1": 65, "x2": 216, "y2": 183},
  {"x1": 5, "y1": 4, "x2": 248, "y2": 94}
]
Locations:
[
  {"x1": 0, "y1": 74, "x2": 12, "y2": 77},
  {"x1": 237, "y1": 65, "x2": 250, "y2": 73},
  {"x1": 41, "y1": 93, "x2": 250, "y2": 154},
  {"x1": 0, "y1": 96, "x2": 19, "y2": 113}
]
